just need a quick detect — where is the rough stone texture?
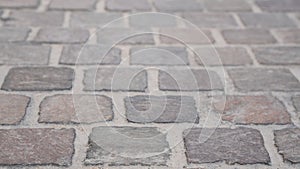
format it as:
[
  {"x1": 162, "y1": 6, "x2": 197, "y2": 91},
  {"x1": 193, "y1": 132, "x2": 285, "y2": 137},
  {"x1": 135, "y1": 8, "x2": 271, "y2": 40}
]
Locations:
[
  {"x1": 2, "y1": 67, "x2": 74, "y2": 91},
  {"x1": 0, "y1": 94, "x2": 30, "y2": 125},
  {"x1": 222, "y1": 29, "x2": 277, "y2": 44},
  {"x1": 70, "y1": 12, "x2": 125, "y2": 28},
  {"x1": 203, "y1": 0, "x2": 252, "y2": 12},
  {"x1": 84, "y1": 68, "x2": 147, "y2": 91},
  {"x1": 125, "y1": 95, "x2": 199, "y2": 123},
  {"x1": 183, "y1": 13, "x2": 238, "y2": 28},
  {"x1": 5, "y1": 11, "x2": 64, "y2": 27},
  {"x1": 153, "y1": 0, "x2": 203, "y2": 12},
  {"x1": 106, "y1": 0, "x2": 151, "y2": 11},
  {"x1": 39, "y1": 94, "x2": 113, "y2": 124},
  {"x1": 33, "y1": 28, "x2": 89, "y2": 44},
  {"x1": 85, "y1": 126, "x2": 170, "y2": 166},
  {"x1": 49, "y1": 0, "x2": 97, "y2": 10},
  {"x1": 0, "y1": 0, "x2": 39, "y2": 8},
  {"x1": 212, "y1": 95, "x2": 291, "y2": 124},
  {"x1": 252, "y1": 46, "x2": 300, "y2": 65},
  {"x1": 183, "y1": 127, "x2": 270, "y2": 164},
  {"x1": 159, "y1": 69, "x2": 223, "y2": 91},
  {"x1": 275, "y1": 29, "x2": 300, "y2": 44},
  {"x1": 159, "y1": 28, "x2": 214, "y2": 44},
  {"x1": 0, "y1": 27, "x2": 30, "y2": 42},
  {"x1": 97, "y1": 28, "x2": 154, "y2": 45},
  {"x1": 0, "y1": 44, "x2": 50, "y2": 65},
  {"x1": 255, "y1": 0, "x2": 300, "y2": 12},
  {"x1": 130, "y1": 46, "x2": 189, "y2": 65},
  {"x1": 129, "y1": 14, "x2": 177, "y2": 28},
  {"x1": 274, "y1": 128, "x2": 300, "y2": 163},
  {"x1": 239, "y1": 13, "x2": 296, "y2": 28},
  {"x1": 0, "y1": 128, "x2": 75, "y2": 166},
  {"x1": 60, "y1": 45, "x2": 121, "y2": 65},
  {"x1": 195, "y1": 47, "x2": 252, "y2": 66},
  {"x1": 292, "y1": 96, "x2": 300, "y2": 112},
  {"x1": 228, "y1": 68, "x2": 300, "y2": 92}
]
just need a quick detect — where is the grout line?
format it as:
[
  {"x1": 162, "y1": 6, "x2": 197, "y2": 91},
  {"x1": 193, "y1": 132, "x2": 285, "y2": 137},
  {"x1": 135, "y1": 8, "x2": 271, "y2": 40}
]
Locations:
[
  {"x1": 287, "y1": 13, "x2": 300, "y2": 28},
  {"x1": 96, "y1": 0, "x2": 105, "y2": 12},
  {"x1": 247, "y1": 0, "x2": 262, "y2": 13},
  {"x1": 37, "y1": 0, "x2": 51, "y2": 12},
  {"x1": 63, "y1": 11, "x2": 71, "y2": 28},
  {"x1": 26, "y1": 27, "x2": 40, "y2": 41},
  {"x1": 48, "y1": 44, "x2": 63, "y2": 66},
  {"x1": 232, "y1": 13, "x2": 245, "y2": 29},
  {"x1": 244, "y1": 45, "x2": 260, "y2": 66},
  {"x1": 211, "y1": 29, "x2": 227, "y2": 45}
]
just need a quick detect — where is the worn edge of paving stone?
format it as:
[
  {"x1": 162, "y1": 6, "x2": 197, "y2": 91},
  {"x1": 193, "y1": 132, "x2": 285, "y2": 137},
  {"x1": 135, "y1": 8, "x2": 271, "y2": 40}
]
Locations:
[
  {"x1": 38, "y1": 94, "x2": 114, "y2": 124},
  {"x1": 49, "y1": 0, "x2": 98, "y2": 11}
]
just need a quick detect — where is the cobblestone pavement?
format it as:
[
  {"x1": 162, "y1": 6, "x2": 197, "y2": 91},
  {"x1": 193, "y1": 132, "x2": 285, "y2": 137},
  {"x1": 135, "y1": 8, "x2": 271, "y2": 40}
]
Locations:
[{"x1": 0, "y1": 0, "x2": 300, "y2": 169}]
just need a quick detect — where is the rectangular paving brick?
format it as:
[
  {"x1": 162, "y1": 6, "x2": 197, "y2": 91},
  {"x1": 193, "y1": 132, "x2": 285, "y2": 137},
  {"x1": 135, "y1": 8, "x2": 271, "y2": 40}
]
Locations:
[
  {"x1": 153, "y1": 0, "x2": 203, "y2": 12},
  {"x1": 0, "y1": 0, "x2": 39, "y2": 8},
  {"x1": 212, "y1": 95, "x2": 291, "y2": 125},
  {"x1": 130, "y1": 46, "x2": 189, "y2": 65},
  {"x1": 292, "y1": 96, "x2": 300, "y2": 112},
  {"x1": 85, "y1": 126, "x2": 170, "y2": 166},
  {"x1": 0, "y1": 44, "x2": 50, "y2": 65},
  {"x1": 274, "y1": 29, "x2": 300, "y2": 44},
  {"x1": 159, "y1": 28, "x2": 214, "y2": 44},
  {"x1": 0, "y1": 94, "x2": 30, "y2": 125},
  {"x1": 159, "y1": 69, "x2": 223, "y2": 91},
  {"x1": 227, "y1": 68, "x2": 300, "y2": 92},
  {"x1": 129, "y1": 13, "x2": 177, "y2": 28},
  {"x1": 239, "y1": 13, "x2": 296, "y2": 28},
  {"x1": 274, "y1": 128, "x2": 300, "y2": 163},
  {"x1": 0, "y1": 128, "x2": 75, "y2": 166},
  {"x1": 70, "y1": 12, "x2": 125, "y2": 28},
  {"x1": 106, "y1": 0, "x2": 151, "y2": 11},
  {"x1": 60, "y1": 45, "x2": 121, "y2": 65},
  {"x1": 0, "y1": 27, "x2": 30, "y2": 42},
  {"x1": 183, "y1": 13, "x2": 238, "y2": 28},
  {"x1": 49, "y1": 0, "x2": 97, "y2": 10},
  {"x1": 125, "y1": 95, "x2": 199, "y2": 123},
  {"x1": 39, "y1": 94, "x2": 113, "y2": 124},
  {"x1": 195, "y1": 47, "x2": 252, "y2": 66},
  {"x1": 5, "y1": 11, "x2": 64, "y2": 27},
  {"x1": 2, "y1": 67, "x2": 74, "y2": 91},
  {"x1": 222, "y1": 29, "x2": 277, "y2": 44},
  {"x1": 252, "y1": 46, "x2": 300, "y2": 65},
  {"x1": 33, "y1": 28, "x2": 89, "y2": 44},
  {"x1": 183, "y1": 127, "x2": 270, "y2": 164},
  {"x1": 255, "y1": 0, "x2": 300, "y2": 12},
  {"x1": 97, "y1": 28, "x2": 155, "y2": 45},
  {"x1": 84, "y1": 68, "x2": 147, "y2": 91},
  {"x1": 203, "y1": 0, "x2": 252, "y2": 12}
]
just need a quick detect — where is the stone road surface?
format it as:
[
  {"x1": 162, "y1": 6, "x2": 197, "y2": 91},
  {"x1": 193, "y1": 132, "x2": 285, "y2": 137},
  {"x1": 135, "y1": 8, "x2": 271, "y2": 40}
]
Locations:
[{"x1": 0, "y1": 0, "x2": 300, "y2": 169}]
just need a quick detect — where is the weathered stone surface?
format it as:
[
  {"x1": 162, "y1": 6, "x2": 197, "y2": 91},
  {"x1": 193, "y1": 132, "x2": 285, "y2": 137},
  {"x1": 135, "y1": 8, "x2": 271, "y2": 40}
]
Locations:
[
  {"x1": 183, "y1": 13, "x2": 238, "y2": 28},
  {"x1": 159, "y1": 28, "x2": 214, "y2": 44},
  {"x1": 130, "y1": 46, "x2": 189, "y2": 65},
  {"x1": 222, "y1": 29, "x2": 277, "y2": 44},
  {"x1": 0, "y1": 0, "x2": 38, "y2": 8},
  {"x1": 252, "y1": 46, "x2": 300, "y2": 65},
  {"x1": 153, "y1": 0, "x2": 203, "y2": 12},
  {"x1": 85, "y1": 126, "x2": 170, "y2": 166},
  {"x1": 5, "y1": 11, "x2": 64, "y2": 27},
  {"x1": 60, "y1": 45, "x2": 121, "y2": 65},
  {"x1": 70, "y1": 12, "x2": 125, "y2": 28},
  {"x1": 228, "y1": 68, "x2": 300, "y2": 91},
  {"x1": 0, "y1": 27, "x2": 30, "y2": 42},
  {"x1": 97, "y1": 28, "x2": 154, "y2": 45},
  {"x1": 2, "y1": 67, "x2": 74, "y2": 91},
  {"x1": 239, "y1": 13, "x2": 296, "y2": 28},
  {"x1": 255, "y1": 0, "x2": 300, "y2": 12},
  {"x1": 0, "y1": 128, "x2": 75, "y2": 166},
  {"x1": 212, "y1": 95, "x2": 291, "y2": 124},
  {"x1": 106, "y1": 0, "x2": 151, "y2": 11},
  {"x1": 84, "y1": 68, "x2": 147, "y2": 91},
  {"x1": 129, "y1": 13, "x2": 177, "y2": 28},
  {"x1": 125, "y1": 95, "x2": 199, "y2": 123},
  {"x1": 49, "y1": 0, "x2": 97, "y2": 10},
  {"x1": 0, "y1": 94, "x2": 30, "y2": 125},
  {"x1": 34, "y1": 28, "x2": 89, "y2": 44},
  {"x1": 274, "y1": 128, "x2": 300, "y2": 163},
  {"x1": 159, "y1": 69, "x2": 223, "y2": 91},
  {"x1": 275, "y1": 29, "x2": 300, "y2": 44},
  {"x1": 183, "y1": 127, "x2": 270, "y2": 164},
  {"x1": 195, "y1": 47, "x2": 252, "y2": 66},
  {"x1": 39, "y1": 94, "x2": 113, "y2": 124},
  {"x1": 292, "y1": 96, "x2": 300, "y2": 112},
  {"x1": 0, "y1": 44, "x2": 50, "y2": 65},
  {"x1": 203, "y1": 0, "x2": 252, "y2": 12}
]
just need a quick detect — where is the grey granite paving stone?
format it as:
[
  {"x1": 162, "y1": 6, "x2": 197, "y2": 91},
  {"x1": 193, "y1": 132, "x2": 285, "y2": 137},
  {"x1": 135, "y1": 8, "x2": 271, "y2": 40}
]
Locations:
[
  {"x1": 255, "y1": 0, "x2": 300, "y2": 12},
  {"x1": 203, "y1": 0, "x2": 252, "y2": 12},
  {"x1": 0, "y1": 0, "x2": 39, "y2": 8},
  {"x1": 0, "y1": 27, "x2": 30, "y2": 42},
  {"x1": 129, "y1": 13, "x2": 177, "y2": 28},
  {"x1": 292, "y1": 96, "x2": 300, "y2": 112},
  {"x1": 153, "y1": 0, "x2": 203, "y2": 12},
  {"x1": 222, "y1": 29, "x2": 277, "y2": 44},
  {"x1": 49, "y1": 0, "x2": 97, "y2": 10},
  {"x1": 106, "y1": 0, "x2": 151, "y2": 11},
  {"x1": 275, "y1": 29, "x2": 300, "y2": 44}
]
